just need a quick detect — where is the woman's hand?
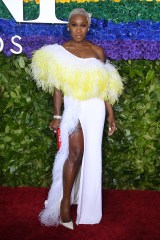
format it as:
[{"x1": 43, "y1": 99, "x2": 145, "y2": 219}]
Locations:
[
  {"x1": 105, "y1": 102, "x2": 116, "y2": 136},
  {"x1": 107, "y1": 115, "x2": 116, "y2": 136},
  {"x1": 49, "y1": 119, "x2": 61, "y2": 133}
]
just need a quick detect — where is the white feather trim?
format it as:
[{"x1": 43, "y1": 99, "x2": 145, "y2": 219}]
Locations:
[{"x1": 39, "y1": 96, "x2": 79, "y2": 226}]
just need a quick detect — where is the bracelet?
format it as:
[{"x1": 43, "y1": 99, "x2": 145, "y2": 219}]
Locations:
[{"x1": 53, "y1": 115, "x2": 62, "y2": 120}]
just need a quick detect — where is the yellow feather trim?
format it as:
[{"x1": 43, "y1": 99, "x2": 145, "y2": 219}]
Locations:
[{"x1": 31, "y1": 44, "x2": 123, "y2": 104}]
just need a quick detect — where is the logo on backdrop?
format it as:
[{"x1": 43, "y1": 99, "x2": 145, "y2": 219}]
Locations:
[
  {"x1": 2, "y1": 0, "x2": 67, "y2": 23},
  {"x1": 0, "y1": 35, "x2": 22, "y2": 54},
  {"x1": 1, "y1": 0, "x2": 67, "y2": 54}
]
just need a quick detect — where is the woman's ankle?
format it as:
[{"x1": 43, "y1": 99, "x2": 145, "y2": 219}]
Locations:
[{"x1": 60, "y1": 198, "x2": 71, "y2": 222}]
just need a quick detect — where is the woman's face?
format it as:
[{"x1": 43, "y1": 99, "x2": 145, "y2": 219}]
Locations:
[{"x1": 68, "y1": 14, "x2": 89, "y2": 43}]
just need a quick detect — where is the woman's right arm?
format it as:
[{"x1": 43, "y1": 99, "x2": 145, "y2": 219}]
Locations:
[{"x1": 49, "y1": 88, "x2": 63, "y2": 132}]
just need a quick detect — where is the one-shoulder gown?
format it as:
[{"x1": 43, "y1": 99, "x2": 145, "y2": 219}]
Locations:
[{"x1": 31, "y1": 44, "x2": 123, "y2": 225}]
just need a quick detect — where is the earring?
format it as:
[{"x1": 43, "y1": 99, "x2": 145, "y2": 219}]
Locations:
[{"x1": 67, "y1": 27, "x2": 69, "y2": 31}]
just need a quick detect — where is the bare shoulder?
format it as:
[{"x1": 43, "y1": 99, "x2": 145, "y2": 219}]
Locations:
[{"x1": 90, "y1": 43, "x2": 105, "y2": 62}]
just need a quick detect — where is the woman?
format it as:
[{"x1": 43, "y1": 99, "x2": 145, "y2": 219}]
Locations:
[{"x1": 31, "y1": 8, "x2": 123, "y2": 230}]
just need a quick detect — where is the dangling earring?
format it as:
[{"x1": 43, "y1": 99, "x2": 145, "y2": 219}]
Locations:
[{"x1": 67, "y1": 27, "x2": 69, "y2": 31}]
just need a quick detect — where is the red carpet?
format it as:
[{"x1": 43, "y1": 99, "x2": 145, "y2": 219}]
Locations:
[{"x1": 0, "y1": 187, "x2": 159, "y2": 240}]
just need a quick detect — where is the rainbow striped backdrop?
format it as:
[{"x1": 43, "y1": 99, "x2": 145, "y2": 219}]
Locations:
[{"x1": 0, "y1": 0, "x2": 160, "y2": 59}]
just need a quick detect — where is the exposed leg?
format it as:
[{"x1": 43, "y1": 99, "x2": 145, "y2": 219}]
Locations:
[{"x1": 60, "y1": 121, "x2": 84, "y2": 222}]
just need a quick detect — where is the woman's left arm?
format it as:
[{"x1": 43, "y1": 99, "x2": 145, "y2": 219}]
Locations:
[{"x1": 96, "y1": 46, "x2": 116, "y2": 136}]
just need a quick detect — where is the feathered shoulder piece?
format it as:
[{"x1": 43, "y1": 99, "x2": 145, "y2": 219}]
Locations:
[{"x1": 31, "y1": 44, "x2": 123, "y2": 104}]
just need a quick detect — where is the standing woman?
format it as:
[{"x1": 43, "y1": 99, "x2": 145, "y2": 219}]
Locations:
[{"x1": 31, "y1": 8, "x2": 123, "y2": 230}]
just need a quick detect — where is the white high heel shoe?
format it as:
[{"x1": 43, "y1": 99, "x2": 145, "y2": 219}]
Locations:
[
  {"x1": 59, "y1": 198, "x2": 74, "y2": 230},
  {"x1": 60, "y1": 219, "x2": 74, "y2": 230}
]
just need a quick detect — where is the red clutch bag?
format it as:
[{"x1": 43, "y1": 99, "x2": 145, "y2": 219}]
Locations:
[{"x1": 56, "y1": 128, "x2": 62, "y2": 150}]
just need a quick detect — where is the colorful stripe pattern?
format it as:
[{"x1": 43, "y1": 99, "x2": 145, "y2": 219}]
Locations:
[
  {"x1": 1, "y1": 1, "x2": 160, "y2": 22},
  {"x1": 23, "y1": 0, "x2": 160, "y2": 4},
  {"x1": 0, "y1": 1, "x2": 160, "y2": 60}
]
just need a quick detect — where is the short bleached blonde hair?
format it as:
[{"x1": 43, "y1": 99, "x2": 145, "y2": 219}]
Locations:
[{"x1": 68, "y1": 8, "x2": 92, "y2": 26}]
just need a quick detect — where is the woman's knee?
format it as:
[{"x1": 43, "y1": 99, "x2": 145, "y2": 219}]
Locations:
[{"x1": 68, "y1": 148, "x2": 83, "y2": 166}]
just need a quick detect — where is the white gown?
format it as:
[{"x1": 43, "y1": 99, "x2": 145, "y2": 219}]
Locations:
[
  {"x1": 39, "y1": 96, "x2": 105, "y2": 225},
  {"x1": 31, "y1": 44, "x2": 123, "y2": 226}
]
